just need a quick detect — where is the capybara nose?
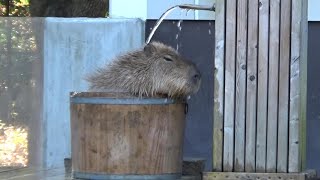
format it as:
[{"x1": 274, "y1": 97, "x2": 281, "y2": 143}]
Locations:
[
  {"x1": 192, "y1": 70, "x2": 201, "y2": 83},
  {"x1": 193, "y1": 73, "x2": 201, "y2": 81}
]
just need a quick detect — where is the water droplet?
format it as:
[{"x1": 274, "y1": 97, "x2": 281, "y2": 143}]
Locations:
[
  {"x1": 177, "y1": 20, "x2": 183, "y2": 28},
  {"x1": 185, "y1": 9, "x2": 190, "y2": 16},
  {"x1": 176, "y1": 44, "x2": 179, "y2": 51},
  {"x1": 209, "y1": 29, "x2": 211, "y2": 35},
  {"x1": 187, "y1": 95, "x2": 191, "y2": 100},
  {"x1": 175, "y1": 34, "x2": 179, "y2": 39}
]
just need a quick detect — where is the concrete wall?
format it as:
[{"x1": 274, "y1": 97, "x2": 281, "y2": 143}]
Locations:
[{"x1": 43, "y1": 18, "x2": 145, "y2": 168}]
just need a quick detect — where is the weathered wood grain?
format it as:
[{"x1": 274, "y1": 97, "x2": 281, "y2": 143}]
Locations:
[
  {"x1": 245, "y1": 0, "x2": 259, "y2": 173},
  {"x1": 70, "y1": 92, "x2": 186, "y2": 175},
  {"x1": 212, "y1": 0, "x2": 307, "y2": 174},
  {"x1": 213, "y1": 0, "x2": 225, "y2": 172},
  {"x1": 0, "y1": 167, "x2": 204, "y2": 180},
  {"x1": 223, "y1": 0, "x2": 237, "y2": 172},
  {"x1": 203, "y1": 172, "x2": 306, "y2": 180},
  {"x1": 256, "y1": 0, "x2": 269, "y2": 172},
  {"x1": 289, "y1": 0, "x2": 308, "y2": 173},
  {"x1": 266, "y1": 0, "x2": 280, "y2": 173},
  {"x1": 234, "y1": 0, "x2": 247, "y2": 172},
  {"x1": 277, "y1": 0, "x2": 291, "y2": 173},
  {"x1": 298, "y1": 0, "x2": 308, "y2": 172}
]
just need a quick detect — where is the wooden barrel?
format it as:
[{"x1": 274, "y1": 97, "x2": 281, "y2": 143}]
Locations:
[{"x1": 70, "y1": 92, "x2": 187, "y2": 180}]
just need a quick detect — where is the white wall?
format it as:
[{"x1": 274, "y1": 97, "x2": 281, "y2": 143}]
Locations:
[
  {"x1": 109, "y1": 0, "x2": 215, "y2": 20},
  {"x1": 308, "y1": 0, "x2": 320, "y2": 21},
  {"x1": 43, "y1": 18, "x2": 145, "y2": 168},
  {"x1": 110, "y1": 0, "x2": 320, "y2": 21},
  {"x1": 109, "y1": 0, "x2": 148, "y2": 20},
  {"x1": 147, "y1": 0, "x2": 197, "y2": 20}
]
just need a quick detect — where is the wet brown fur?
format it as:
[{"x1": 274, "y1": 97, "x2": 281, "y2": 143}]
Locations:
[{"x1": 86, "y1": 41, "x2": 201, "y2": 98}]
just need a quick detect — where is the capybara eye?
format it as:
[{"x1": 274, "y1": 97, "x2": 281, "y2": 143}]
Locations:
[{"x1": 163, "y1": 56, "x2": 173, "y2": 62}]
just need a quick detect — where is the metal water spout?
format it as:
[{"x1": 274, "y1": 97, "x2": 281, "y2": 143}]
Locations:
[
  {"x1": 178, "y1": 4, "x2": 215, "y2": 11},
  {"x1": 146, "y1": 3, "x2": 215, "y2": 44}
]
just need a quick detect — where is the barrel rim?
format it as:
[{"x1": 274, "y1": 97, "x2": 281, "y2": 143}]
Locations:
[
  {"x1": 70, "y1": 96, "x2": 183, "y2": 105},
  {"x1": 69, "y1": 92, "x2": 186, "y2": 104},
  {"x1": 72, "y1": 171, "x2": 181, "y2": 180}
]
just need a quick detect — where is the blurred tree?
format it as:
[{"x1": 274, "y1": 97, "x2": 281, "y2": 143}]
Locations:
[
  {"x1": 29, "y1": 0, "x2": 108, "y2": 17},
  {"x1": 0, "y1": 0, "x2": 30, "y2": 16},
  {"x1": 0, "y1": 0, "x2": 109, "y2": 168},
  {"x1": 1, "y1": 0, "x2": 109, "y2": 17}
]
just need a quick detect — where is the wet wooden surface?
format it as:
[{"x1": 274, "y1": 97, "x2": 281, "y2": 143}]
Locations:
[
  {"x1": 203, "y1": 172, "x2": 308, "y2": 180},
  {"x1": 0, "y1": 167, "x2": 72, "y2": 180},
  {"x1": 0, "y1": 167, "x2": 201, "y2": 180}
]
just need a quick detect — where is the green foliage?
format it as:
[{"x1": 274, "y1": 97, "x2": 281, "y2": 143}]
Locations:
[{"x1": 0, "y1": 0, "x2": 30, "y2": 17}]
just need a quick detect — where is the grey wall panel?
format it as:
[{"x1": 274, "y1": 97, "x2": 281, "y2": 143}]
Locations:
[{"x1": 307, "y1": 22, "x2": 320, "y2": 176}]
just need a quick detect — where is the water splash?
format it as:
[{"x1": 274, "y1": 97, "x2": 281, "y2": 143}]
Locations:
[{"x1": 176, "y1": 19, "x2": 183, "y2": 51}]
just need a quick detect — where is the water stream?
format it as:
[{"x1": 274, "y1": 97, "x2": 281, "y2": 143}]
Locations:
[{"x1": 146, "y1": 3, "x2": 215, "y2": 44}]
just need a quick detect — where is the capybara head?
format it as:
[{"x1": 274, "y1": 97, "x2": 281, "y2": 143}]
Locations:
[{"x1": 86, "y1": 41, "x2": 201, "y2": 98}]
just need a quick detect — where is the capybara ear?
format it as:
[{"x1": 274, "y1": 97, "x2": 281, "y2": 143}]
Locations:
[{"x1": 143, "y1": 42, "x2": 157, "y2": 55}]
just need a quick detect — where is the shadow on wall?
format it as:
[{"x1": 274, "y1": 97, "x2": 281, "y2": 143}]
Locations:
[
  {"x1": 307, "y1": 22, "x2": 320, "y2": 177},
  {"x1": 146, "y1": 20, "x2": 215, "y2": 171}
]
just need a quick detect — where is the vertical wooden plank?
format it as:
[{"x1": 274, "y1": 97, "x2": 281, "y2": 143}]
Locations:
[
  {"x1": 277, "y1": 0, "x2": 291, "y2": 173},
  {"x1": 223, "y1": 0, "x2": 237, "y2": 172},
  {"x1": 256, "y1": 0, "x2": 269, "y2": 173},
  {"x1": 299, "y1": 0, "x2": 308, "y2": 172},
  {"x1": 85, "y1": 105, "x2": 99, "y2": 172},
  {"x1": 266, "y1": 0, "x2": 280, "y2": 173},
  {"x1": 245, "y1": 0, "x2": 258, "y2": 173},
  {"x1": 289, "y1": 0, "x2": 308, "y2": 172},
  {"x1": 234, "y1": 0, "x2": 247, "y2": 172},
  {"x1": 213, "y1": 0, "x2": 225, "y2": 172}
]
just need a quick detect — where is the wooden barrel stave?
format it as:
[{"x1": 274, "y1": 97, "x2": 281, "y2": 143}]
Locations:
[{"x1": 70, "y1": 92, "x2": 186, "y2": 180}]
